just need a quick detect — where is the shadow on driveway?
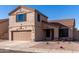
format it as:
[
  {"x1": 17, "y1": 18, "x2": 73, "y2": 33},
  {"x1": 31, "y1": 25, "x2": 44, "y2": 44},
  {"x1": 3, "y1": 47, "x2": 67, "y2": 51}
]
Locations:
[{"x1": 0, "y1": 49, "x2": 33, "y2": 53}]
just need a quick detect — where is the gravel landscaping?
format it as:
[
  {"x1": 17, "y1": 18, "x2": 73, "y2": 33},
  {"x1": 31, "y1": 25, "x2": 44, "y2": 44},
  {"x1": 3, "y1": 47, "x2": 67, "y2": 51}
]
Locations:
[
  {"x1": 0, "y1": 41, "x2": 79, "y2": 53},
  {"x1": 30, "y1": 41, "x2": 79, "y2": 52}
]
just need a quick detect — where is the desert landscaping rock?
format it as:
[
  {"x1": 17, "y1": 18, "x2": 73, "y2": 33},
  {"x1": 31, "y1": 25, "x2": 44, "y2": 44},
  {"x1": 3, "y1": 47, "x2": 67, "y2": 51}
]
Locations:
[{"x1": 0, "y1": 41, "x2": 79, "y2": 53}]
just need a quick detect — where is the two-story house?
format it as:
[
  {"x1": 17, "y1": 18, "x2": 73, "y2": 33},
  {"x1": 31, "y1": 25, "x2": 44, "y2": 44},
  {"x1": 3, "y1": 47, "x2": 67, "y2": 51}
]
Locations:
[
  {"x1": 8, "y1": 6, "x2": 48, "y2": 41},
  {"x1": 0, "y1": 6, "x2": 78, "y2": 41}
]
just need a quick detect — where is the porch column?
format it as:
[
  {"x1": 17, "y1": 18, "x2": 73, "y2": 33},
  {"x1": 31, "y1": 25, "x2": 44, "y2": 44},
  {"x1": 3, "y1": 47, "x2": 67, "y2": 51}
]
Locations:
[
  {"x1": 69, "y1": 28, "x2": 73, "y2": 40},
  {"x1": 54, "y1": 28, "x2": 59, "y2": 40},
  {"x1": 9, "y1": 31, "x2": 12, "y2": 41},
  {"x1": 31, "y1": 26, "x2": 35, "y2": 41},
  {"x1": 50, "y1": 30, "x2": 52, "y2": 40}
]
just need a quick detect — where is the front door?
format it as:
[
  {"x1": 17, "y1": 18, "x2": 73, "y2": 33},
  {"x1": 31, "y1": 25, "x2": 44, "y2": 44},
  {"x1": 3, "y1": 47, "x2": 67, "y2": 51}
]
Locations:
[
  {"x1": 45, "y1": 29, "x2": 54, "y2": 41},
  {"x1": 51, "y1": 29, "x2": 54, "y2": 40}
]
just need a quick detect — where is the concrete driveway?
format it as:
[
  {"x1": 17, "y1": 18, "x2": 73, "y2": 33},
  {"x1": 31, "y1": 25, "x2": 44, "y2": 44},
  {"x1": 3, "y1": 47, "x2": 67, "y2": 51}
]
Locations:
[{"x1": 0, "y1": 40, "x2": 39, "y2": 53}]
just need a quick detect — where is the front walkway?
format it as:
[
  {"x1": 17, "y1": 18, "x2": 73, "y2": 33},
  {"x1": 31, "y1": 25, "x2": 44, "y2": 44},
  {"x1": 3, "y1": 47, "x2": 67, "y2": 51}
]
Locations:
[{"x1": 0, "y1": 40, "x2": 79, "y2": 53}]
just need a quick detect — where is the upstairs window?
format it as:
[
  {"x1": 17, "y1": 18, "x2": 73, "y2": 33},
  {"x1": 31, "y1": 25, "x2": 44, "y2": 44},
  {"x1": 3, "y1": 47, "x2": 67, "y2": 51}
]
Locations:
[
  {"x1": 37, "y1": 14, "x2": 40, "y2": 22},
  {"x1": 16, "y1": 14, "x2": 26, "y2": 22}
]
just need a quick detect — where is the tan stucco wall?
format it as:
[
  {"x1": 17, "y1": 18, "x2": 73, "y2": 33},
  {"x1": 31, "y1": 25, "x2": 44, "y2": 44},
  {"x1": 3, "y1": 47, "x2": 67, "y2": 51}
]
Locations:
[
  {"x1": 74, "y1": 29, "x2": 79, "y2": 40},
  {"x1": 9, "y1": 8, "x2": 35, "y2": 27},
  {"x1": 9, "y1": 8, "x2": 36, "y2": 41},
  {"x1": 68, "y1": 27, "x2": 74, "y2": 40},
  {"x1": 35, "y1": 12, "x2": 48, "y2": 41}
]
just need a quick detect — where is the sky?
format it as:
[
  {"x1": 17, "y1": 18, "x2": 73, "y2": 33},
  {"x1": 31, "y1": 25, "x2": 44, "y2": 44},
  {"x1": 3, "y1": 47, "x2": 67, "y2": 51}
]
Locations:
[{"x1": 0, "y1": 5, "x2": 79, "y2": 29}]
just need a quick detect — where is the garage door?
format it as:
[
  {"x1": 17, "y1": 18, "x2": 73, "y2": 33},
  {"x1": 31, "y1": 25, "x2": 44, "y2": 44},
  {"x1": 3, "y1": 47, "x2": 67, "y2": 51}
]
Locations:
[{"x1": 12, "y1": 30, "x2": 31, "y2": 41}]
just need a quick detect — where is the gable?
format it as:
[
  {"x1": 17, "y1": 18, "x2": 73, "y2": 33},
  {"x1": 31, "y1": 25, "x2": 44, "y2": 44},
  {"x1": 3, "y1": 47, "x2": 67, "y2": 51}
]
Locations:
[{"x1": 9, "y1": 6, "x2": 35, "y2": 15}]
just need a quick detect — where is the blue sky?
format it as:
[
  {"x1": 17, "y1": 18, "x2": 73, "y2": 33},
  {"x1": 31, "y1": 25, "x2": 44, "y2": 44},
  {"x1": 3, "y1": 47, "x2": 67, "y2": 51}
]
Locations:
[{"x1": 0, "y1": 5, "x2": 79, "y2": 29}]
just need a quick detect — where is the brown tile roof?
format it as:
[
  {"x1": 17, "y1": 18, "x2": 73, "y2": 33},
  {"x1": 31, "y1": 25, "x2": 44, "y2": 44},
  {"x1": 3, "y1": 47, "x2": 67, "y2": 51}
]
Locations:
[
  {"x1": 48, "y1": 19, "x2": 75, "y2": 27},
  {"x1": 42, "y1": 20, "x2": 67, "y2": 27},
  {"x1": 0, "y1": 18, "x2": 9, "y2": 23},
  {"x1": 42, "y1": 20, "x2": 68, "y2": 28}
]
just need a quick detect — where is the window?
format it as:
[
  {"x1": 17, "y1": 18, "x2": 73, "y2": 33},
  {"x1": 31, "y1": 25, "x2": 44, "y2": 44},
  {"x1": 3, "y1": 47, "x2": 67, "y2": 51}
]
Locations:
[
  {"x1": 37, "y1": 14, "x2": 40, "y2": 22},
  {"x1": 16, "y1": 14, "x2": 26, "y2": 22},
  {"x1": 59, "y1": 28, "x2": 68, "y2": 37},
  {"x1": 46, "y1": 29, "x2": 50, "y2": 37}
]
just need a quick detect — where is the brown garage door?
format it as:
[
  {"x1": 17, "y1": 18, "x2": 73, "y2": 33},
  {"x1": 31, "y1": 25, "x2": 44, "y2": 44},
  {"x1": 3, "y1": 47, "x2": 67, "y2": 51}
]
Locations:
[{"x1": 12, "y1": 30, "x2": 31, "y2": 41}]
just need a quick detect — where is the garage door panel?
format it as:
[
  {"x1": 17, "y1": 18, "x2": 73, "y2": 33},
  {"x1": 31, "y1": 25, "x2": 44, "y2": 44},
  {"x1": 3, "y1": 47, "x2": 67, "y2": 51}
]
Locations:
[{"x1": 12, "y1": 31, "x2": 31, "y2": 41}]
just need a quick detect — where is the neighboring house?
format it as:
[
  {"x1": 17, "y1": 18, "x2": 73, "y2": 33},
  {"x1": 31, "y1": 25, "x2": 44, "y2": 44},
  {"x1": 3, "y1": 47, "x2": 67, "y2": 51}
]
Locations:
[
  {"x1": 0, "y1": 6, "x2": 78, "y2": 41},
  {"x1": 0, "y1": 19, "x2": 8, "y2": 40}
]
